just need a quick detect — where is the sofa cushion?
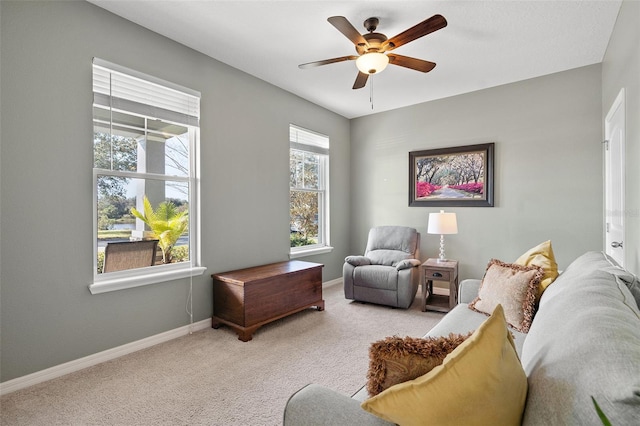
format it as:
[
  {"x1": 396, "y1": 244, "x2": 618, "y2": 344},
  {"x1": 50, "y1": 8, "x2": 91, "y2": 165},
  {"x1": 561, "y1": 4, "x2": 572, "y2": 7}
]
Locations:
[
  {"x1": 361, "y1": 305, "x2": 528, "y2": 426},
  {"x1": 514, "y1": 240, "x2": 559, "y2": 300},
  {"x1": 365, "y1": 333, "x2": 471, "y2": 396},
  {"x1": 470, "y1": 259, "x2": 542, "y2": 332},
  {"x1": 521, "y1": 251, "x2": 640, "y2": 425},
  {"x1": 425, "y1": 303, "x2": 529, "y2": 356}
]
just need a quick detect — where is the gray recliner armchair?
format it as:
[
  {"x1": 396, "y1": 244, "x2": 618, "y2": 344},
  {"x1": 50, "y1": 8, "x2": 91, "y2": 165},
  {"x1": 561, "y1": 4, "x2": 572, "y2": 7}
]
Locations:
[{"x1": 343, "y1": 226, "x2": 421, "y2": 309}]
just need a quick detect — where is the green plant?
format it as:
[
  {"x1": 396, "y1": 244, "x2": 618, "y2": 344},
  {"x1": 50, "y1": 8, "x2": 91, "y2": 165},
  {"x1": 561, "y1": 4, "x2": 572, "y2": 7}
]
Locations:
[
  {"x1": 591, "y1": 396, "x2": 612, "y2": 426},
  {"x1": 97, "y1": 251, "x2": 105, "y2": 274},
  {"x1": 131, "y1": 196, "x2": 188, "y2": 264},
  {"x1": 171, "y1": 245, "x2": 189, "y2": 263},
  {"x1": 290, "y1": 233, "x2": 317, "y2": 247}
]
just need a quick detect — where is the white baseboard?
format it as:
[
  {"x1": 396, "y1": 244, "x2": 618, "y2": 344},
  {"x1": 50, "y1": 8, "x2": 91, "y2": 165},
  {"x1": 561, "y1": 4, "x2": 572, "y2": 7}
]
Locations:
[
  {"x1": 323, "y1": 277, "x2": 342, "y2": 288},
  {"x1": 1, "y1": 278, "x2": 341, "y2": 396},
  {"x1": 0, "y1": 318, "x2": 211, "y2": 396}
]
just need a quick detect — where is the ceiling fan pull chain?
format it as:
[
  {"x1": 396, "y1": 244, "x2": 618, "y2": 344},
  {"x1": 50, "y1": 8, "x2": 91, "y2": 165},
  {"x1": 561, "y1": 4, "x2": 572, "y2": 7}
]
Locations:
[{"x1": 370, "y1": 75, "x2": 374, "y2": 109}]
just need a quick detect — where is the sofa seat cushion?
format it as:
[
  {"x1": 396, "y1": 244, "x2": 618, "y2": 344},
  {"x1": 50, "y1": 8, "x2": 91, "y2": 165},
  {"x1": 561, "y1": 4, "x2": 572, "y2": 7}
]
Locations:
[
  {"x1": 521, "y1": 251, "x2": 640, "y2": 425},
  {"x1": 426, "y1": 303, "x2": 528, "y2": 356},
  {"x1": 354, "y1": 265, "x2": 399, "y2": 291}
]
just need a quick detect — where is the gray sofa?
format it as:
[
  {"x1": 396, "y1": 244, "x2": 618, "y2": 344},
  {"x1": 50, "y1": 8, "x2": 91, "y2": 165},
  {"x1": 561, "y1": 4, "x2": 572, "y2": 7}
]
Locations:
[{"x1": 284, "y1": 251, "x2": 640, "y2": 425}]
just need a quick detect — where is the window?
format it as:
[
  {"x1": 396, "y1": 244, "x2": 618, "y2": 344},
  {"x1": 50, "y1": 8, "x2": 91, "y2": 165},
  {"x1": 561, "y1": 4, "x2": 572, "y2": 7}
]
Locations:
[
  {"x1": 289, "y1": 125, "x2": 332, "y2": 257},
  {"x1": 90, "y1": 58, "x2": 204, "y2": 294}
]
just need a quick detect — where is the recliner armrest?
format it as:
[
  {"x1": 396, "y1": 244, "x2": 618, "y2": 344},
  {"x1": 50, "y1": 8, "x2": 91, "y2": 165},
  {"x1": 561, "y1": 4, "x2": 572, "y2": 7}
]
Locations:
[
  {"x1": 395, "y1": 259, "x2": 421, "y2": 270},
  {"x1": 345, "y1": 256, "x2": 371, "y2": 266}
]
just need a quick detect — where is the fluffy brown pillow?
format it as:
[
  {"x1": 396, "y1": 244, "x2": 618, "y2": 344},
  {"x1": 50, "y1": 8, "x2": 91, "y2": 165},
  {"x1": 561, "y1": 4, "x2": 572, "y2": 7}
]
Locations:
[
  {"x1": 366, "y1": 333, "x2": 471, "y2": 396},
  {"x1": 469, "y1": 259, "x2": 543, "y2": 333}
]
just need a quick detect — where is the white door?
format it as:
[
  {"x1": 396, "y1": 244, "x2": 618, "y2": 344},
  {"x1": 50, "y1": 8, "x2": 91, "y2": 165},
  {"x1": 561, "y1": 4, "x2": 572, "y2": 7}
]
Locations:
[{"x1": 604, "y1": 89, "x2": 625, "y2": 266}]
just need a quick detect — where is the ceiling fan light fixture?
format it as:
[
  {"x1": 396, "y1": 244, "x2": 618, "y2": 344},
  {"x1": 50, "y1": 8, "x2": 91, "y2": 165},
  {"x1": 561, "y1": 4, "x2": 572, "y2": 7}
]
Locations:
[{"x1": 356, "y1": 52, "x2": 389, "y2": 75}]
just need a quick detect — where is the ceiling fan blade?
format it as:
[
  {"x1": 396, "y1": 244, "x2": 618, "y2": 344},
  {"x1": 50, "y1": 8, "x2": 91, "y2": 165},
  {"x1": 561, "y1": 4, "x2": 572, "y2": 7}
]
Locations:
[
  {"x1": 299, "y1": 55, "x2": 358, "y2": 69},
  {"x1": 328, "y1": 16, "x2": 368, "y2": 47},
  {"x1": 353, "y1": 71, "x2": 369, "y2": 90},
  {"x1": 383, "y1": 14, "x2": 447, "y2": 51},
  {"x1": 387, "y1": 54, "x2": 436, "y2": 73}
]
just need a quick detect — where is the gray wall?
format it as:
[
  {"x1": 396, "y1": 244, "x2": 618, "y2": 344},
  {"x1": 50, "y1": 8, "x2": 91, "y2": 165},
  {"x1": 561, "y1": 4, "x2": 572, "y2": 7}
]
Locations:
[
  {"x1": 2, "y1": 0, "x2": 638, "y2": 384},
  {"x1": 0, "y1": 1, "x2": 350, "y2": 381},
  {"x1": 602, "y1": 0, "x2": 640, "y2": 274},
  {"x1": 350, "y1": 64, "x2": 604, "y2": 281}
]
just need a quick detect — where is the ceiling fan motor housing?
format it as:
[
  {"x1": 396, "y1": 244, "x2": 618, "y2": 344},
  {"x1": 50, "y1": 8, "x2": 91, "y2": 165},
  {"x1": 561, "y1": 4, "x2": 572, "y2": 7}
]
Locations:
[
  {"x1": 355, "y1": 17, "x2": 388, "y2": 55},
  {"x1": 363, "y1": 33, "x2": 387, "y2": 49}
]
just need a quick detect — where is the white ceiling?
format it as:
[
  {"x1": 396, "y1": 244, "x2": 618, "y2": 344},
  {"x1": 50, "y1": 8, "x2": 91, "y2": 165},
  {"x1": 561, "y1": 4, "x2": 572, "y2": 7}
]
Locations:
[{"x1": 88, "y1": 0, "x2": 622, "y2": 119}]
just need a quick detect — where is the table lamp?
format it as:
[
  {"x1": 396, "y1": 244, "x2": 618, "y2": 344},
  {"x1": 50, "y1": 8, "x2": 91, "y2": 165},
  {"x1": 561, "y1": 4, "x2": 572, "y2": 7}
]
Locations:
[{"x1": 427, "y1": 210, "x2": 458, "y2": 262}]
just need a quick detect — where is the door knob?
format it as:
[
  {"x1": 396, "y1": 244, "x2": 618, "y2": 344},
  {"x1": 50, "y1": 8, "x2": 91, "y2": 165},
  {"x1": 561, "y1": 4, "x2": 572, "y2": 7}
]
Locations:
[{"x1": 611, "y1": 241, "x2": 623, "y2": 248}]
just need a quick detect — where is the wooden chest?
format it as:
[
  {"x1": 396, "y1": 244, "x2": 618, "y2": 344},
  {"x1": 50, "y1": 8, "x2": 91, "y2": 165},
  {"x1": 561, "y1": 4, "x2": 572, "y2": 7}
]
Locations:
[{"x1": 211, "y1": 260, "x2": 324, "y2": 341}]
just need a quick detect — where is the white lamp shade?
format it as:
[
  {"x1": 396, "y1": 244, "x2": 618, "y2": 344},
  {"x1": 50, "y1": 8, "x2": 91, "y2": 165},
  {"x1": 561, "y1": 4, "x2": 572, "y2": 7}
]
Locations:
[
  {"x1": 356, "y1": 53, "x2": 389, "y2": 74},
  {"x1": 427, "y1": 210, "x2": 458, "y2": 235}
]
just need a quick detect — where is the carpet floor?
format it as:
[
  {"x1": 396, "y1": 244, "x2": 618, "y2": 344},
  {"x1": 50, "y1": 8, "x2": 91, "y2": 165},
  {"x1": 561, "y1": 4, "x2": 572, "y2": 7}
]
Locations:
[{"x1": 1, "y1": 282, "x2": 444, "y2": 425}]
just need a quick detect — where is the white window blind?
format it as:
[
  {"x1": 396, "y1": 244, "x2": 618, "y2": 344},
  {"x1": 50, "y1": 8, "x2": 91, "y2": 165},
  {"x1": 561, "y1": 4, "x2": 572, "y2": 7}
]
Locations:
[
  {"x1": 290, "y1": 124, "x2": 329, "y2": 155},
  {"x1": 93, "y1": 58, "x2": 200, "y2": 127}
]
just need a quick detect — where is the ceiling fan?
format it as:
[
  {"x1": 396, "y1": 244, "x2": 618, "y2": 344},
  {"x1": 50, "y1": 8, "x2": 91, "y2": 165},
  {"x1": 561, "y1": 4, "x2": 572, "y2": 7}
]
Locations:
[{"x1": 299, "y1": 14, "x2": 447, "y2": 89}]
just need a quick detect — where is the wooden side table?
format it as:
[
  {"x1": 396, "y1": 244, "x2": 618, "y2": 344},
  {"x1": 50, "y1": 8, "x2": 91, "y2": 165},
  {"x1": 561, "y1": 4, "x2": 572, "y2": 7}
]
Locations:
[{"x1": 420, "y1": 259, "x2": 459, "y2": 313}]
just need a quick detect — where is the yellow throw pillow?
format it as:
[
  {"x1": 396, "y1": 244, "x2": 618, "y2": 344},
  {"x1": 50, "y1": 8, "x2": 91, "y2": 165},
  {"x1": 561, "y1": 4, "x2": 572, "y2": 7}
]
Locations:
[
  {"x1": 514, "y1": 240, "x2": 559, "y2": 300},
  {"x1": 361, "y1": 305, "x2": 527, "y2": 426}
]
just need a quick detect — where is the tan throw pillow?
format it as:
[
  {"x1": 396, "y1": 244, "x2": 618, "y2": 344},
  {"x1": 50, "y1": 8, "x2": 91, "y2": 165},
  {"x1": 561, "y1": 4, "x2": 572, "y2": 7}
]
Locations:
[
  {"x1": 366, "y1": 333, "x2": 471, "y2": 396},
  {"x1": 469, "y1": 259, "x2": 542, "y2": 332}
]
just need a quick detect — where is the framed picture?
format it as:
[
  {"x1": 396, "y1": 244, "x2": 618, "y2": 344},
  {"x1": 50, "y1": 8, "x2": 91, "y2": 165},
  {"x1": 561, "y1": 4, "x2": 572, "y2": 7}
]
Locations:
[{"x1": 409, "y1": 143, "x2": 494, "y2": 207}]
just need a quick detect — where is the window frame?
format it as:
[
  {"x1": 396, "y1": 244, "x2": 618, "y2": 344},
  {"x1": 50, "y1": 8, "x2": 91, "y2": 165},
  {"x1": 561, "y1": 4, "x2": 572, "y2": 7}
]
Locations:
[
  {"x1": 289, "y1": 125, "x2": 333, "y2": 258},
  {"x1": 89, "y1": 59, "x2": 205, "y2": 294}
]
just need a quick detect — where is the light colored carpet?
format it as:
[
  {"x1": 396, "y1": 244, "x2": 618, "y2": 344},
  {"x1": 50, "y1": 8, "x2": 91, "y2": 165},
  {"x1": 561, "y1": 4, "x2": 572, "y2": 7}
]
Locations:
[{"x1": 1, "y1": 282, "x2": 444, "y2": 425}]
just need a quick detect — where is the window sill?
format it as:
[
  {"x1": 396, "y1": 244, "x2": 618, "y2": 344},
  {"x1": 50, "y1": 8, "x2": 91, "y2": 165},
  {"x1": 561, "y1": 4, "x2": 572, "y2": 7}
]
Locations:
[
  {"x1": 89, "y1": 265, "x2": 207, "y2": 294},
  {"x1": 289, "y1": 246, "x2": 334, "y2": 259}
]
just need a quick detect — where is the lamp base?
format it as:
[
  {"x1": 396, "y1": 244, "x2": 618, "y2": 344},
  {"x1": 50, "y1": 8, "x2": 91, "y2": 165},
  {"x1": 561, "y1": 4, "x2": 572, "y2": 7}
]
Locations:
[{"x1": 438, "y1": 234, "x2": 448, "y2": 263}]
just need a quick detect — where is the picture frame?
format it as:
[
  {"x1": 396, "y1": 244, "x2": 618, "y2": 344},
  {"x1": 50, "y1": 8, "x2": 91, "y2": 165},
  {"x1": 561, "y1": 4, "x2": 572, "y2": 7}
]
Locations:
[{"x1": 409, "y1": 143, "x2": 494, "y2": 207}]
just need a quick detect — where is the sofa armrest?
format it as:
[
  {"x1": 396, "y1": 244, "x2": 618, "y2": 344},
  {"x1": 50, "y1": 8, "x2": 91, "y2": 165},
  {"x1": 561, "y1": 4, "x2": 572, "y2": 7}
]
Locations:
[
  {"x1": 283, "y1": 384, "x2": 393, "y2": 426},
  {"x1": 458, "y1": 279, "x2": 481, "y2": 304}
]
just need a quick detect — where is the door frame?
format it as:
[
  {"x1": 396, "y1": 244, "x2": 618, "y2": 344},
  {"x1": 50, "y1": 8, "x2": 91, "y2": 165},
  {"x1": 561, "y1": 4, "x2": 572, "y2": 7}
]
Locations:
[{"x1": 604, "y1": 88, "x2": 625, "y2": 266}]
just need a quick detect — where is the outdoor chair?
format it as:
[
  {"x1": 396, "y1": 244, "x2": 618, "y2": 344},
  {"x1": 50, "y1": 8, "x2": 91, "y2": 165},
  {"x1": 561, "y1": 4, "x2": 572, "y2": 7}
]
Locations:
[{"x1": 103, "y1": 240, "x2": 159, "y2": 273}]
